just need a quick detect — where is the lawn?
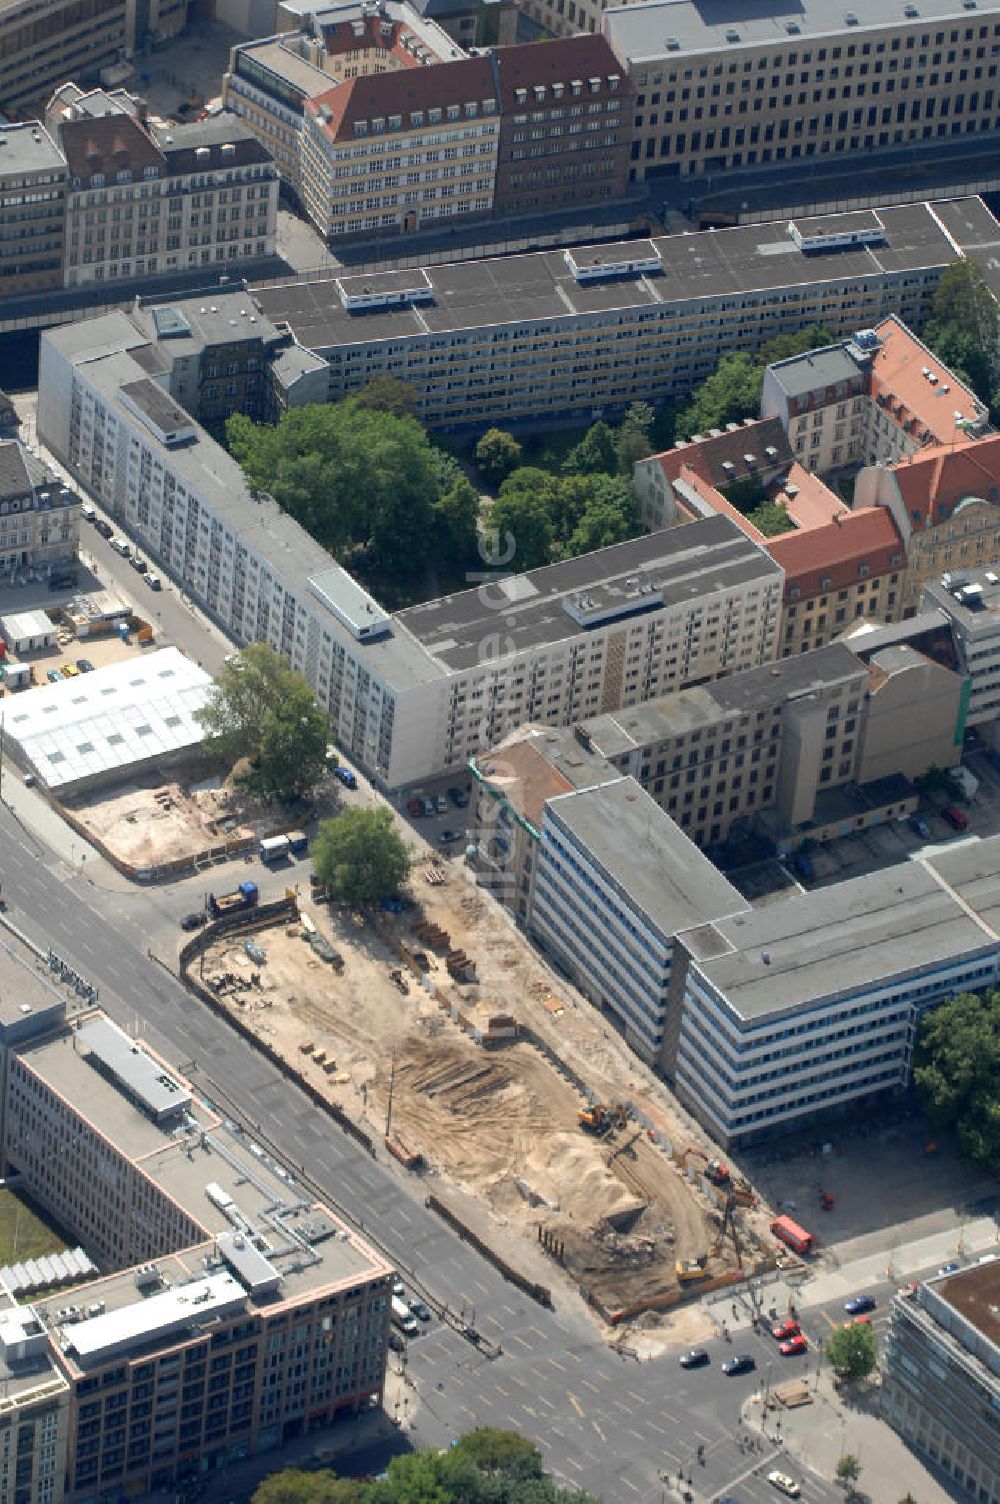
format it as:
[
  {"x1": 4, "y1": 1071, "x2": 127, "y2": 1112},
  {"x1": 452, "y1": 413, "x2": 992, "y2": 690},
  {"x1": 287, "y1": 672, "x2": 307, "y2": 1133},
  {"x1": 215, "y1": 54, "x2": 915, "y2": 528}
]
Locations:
[{"x1": 0, "y1": 1187, "x2": 67, "y2": 1267}]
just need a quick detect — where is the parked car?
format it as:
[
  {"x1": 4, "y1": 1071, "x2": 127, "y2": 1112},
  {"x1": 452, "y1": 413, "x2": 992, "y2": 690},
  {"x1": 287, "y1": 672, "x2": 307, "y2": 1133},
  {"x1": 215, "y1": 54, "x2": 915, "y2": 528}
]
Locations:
[
  {"x1": 333, "y1": 766, "x2": 358, "y2": 789},
  {"x1": 388, "y1": 1331, "x2": 404, "y2": 1353},
  {"x1": 942, "y1": 805, "x2": 969, "y2": 832},
  {"x1": 438, "y1": 829, "x2": 463, "y2": 844},
  {"x1": 678, "y1": 1349, "x2": 709, "y2": 1369},
  {"x1": 897, "y1": 1282, "x2": 919, "y2": 1299},
  {"x1": 845, "y1": 1316, "x2": 871, "y2": 1327},
  {"x1": 61, "y1": 662, "x2": 80, "y2": 678},
  {"x1": 131, "y1": 555, "x2": 148, "y2": 572},
  {"x1": 937, "y1": 1262, "x2": 960, "y2": 1276},
  {"x1": 392, "y1": 1276, "x2": 405, "y2": 1298},
  {"x1": 435, "y1": 794, "x2": 448, "y2": 814},
  {"x1": 844, "y1": 1295, "x2": 876, "y2": 1315},
  {"x1": 910, "y1": 816, "x2": 931, "y2": 839},
  {"x1": 23, "y1": 774, "x2": 36, "y2": 788},
  {"x1": 721, "y1": 1354, "x2": 755, "y2": 1376},
  {"x1": 81, "y1": 502, "x2": 96, "y2": 522},
  {"x1": 407, "y1": 798, "x2": 426, "y2": 817},
  {"x1": 779, "y1": 1334, "x2": 808, "y2": 1356},
  {"x1": 772, "y1": 1319, "x2": 801, "y2": 1341},
  {"x1": 180, "y1": 912, "x2": 207, "y2": 931},
  {"x1": 422, "y1": 797, "x2": 436, "y2": 817},
  {"x1": 767, "y1": 1472, "x2": 801, "y2": 1498},
  {"x1": 448, "y1": 786, "x2": 469, "y2": 808},
  {"x1": 75, "y1": 658, "x2": 94, "y2": 673},
  {"x1": 110, "y1": 536, "x2": 130, "y2": 555},
  {"x1": 45, "y1": 669, "x2": 63, "y2": 683},
  {"x1": 410, "y1": 1300, "x2": 431, "y2": 1322},
  {"x1": 146, "y1": 572, "x2": 162, "y2": 590},
  {"x1": 791, "y1": 851, "x2": 814, "y2": 880},
  {"x1": 95, "y1": 519, "x2": 113, "y2": 538}
]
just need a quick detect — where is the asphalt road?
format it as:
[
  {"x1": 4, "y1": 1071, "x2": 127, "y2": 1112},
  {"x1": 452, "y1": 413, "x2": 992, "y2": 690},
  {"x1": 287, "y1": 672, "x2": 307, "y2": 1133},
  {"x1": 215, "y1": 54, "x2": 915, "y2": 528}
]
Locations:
[{"x1": 0, "y1": 800, "x2": 843, "y2": 1504}]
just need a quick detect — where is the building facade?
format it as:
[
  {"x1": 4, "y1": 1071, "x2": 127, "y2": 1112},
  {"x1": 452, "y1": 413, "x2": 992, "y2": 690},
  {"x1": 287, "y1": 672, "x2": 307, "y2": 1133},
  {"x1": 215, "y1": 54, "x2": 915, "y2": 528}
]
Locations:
[
  {"x1": 253, "y1": 199, "x2": 977, "y2": 430},
  {"x1": 883, "y1": 1264, "x2": 1000, "y2": 1504},
  {"x1": 923, "y1": 567, "x2": 1000, "y2": 731},
  {"x1": 0, "y1": 441, "x2": 80, "y2": 583},
  {"x1": 0, "y1": 1009, "x2": 393, "y2": 1502},
  {"x1": 0, "y1": 124, "x2": 67, "y2": 297},
  {"x1": 603, "y1": 0, "x2": 1000, "y2": 183},
  {"x1": 492, "y1": 36, "x2": 630, "y2": 216},
  {"x1": 49, "y1": 100, "x2": 279, "y2": 290}
]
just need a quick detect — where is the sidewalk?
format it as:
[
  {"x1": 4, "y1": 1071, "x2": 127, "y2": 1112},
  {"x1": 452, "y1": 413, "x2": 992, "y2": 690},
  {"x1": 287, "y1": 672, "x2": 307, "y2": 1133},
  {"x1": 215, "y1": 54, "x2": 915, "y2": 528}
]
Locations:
[{"x1": 744, "y1": 1369, "x2": 955, "y2": 1504}]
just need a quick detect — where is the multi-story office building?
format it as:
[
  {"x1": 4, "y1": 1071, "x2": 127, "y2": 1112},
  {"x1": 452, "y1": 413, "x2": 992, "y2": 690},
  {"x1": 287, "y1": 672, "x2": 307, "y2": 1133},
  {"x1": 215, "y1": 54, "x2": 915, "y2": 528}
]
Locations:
[
  {"x1": 0, "y1": 124, "x2": 67, "y2": 297},
  {"x1": 0, "y1": 440, "x2": 80, "y2": 583},
  {"x1": 300, "y1": 54, "x2": 499, "y2": 240},
  {"x1": 855, "y1": 432, "x2": 1000, "y2": 612},
  {"x1": 761, "y1": 316, "x2": 988, "y2": 474},
  {"x1": 923, "y1": 566, "x2": 1000, "y2": 730},
  {"x1": 491, "y1": 36, "x2": 630, "y2": 216},
  {"x1": 253, "y1": 199, "x2": 976, "y2": 429},
  {"x1": 528, "y1": 776, "x2": 746, "y2": 1061},
  {"x1": 49, "y1": 98, "x2": 280, "y2": 290},
  {"x1": 0, "y1": 1304, "x2": 70, "y2": 1504},
  {"x1": 664, "y1": 836, "x2": 1000, "y2": 1144},
  {"x1": 37, "y1": 312, "x2": 782, "y2": 789},
  {"x1": 883, "y1": 1263, "x2": 1000, "y2": 1504},
  {"x1": 603, "y1": 0, "x2": 1000, "y2": 183},
  {"x1": 518, "y1": 0, "x2": 642, "y2": 42},
  {"x1": 1, "y1": 1009, "x2": 392, "y2": 1500}
]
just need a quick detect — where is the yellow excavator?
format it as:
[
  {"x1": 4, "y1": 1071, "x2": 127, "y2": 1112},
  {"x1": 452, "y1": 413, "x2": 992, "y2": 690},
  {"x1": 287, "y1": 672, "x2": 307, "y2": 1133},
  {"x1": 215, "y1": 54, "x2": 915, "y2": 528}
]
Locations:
[{"x1": 578, "y1": 1101, "x2": 628, "y2": 1132}]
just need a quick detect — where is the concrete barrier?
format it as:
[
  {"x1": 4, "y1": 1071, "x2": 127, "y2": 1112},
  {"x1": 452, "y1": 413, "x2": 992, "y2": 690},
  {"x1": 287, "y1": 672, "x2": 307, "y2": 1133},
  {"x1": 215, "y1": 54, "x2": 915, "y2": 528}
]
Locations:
[{"x1": 425, "y1": 1193, "x2": 552, "y2": 1308}]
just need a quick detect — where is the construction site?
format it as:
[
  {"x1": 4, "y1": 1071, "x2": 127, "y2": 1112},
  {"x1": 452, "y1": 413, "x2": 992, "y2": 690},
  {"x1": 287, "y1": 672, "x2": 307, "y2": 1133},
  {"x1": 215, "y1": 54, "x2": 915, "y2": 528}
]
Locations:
[{"x1": 187, "y1": 854, "x2": 772, "y2": 1322}]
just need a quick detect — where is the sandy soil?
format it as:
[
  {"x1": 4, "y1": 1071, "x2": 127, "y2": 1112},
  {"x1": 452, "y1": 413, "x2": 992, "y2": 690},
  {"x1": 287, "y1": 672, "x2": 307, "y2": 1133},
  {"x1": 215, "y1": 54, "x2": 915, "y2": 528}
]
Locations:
[
  {"x1": 195, "y1": 859, "x2": 759, "y2": 1316},
  {"x1": 69, "y1": 772, "x2": 274, "y2": 867}
]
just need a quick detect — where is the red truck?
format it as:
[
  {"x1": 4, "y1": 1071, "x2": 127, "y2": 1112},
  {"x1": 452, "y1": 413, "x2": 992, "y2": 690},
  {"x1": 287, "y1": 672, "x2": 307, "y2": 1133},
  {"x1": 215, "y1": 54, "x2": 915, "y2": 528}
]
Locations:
[{"x1": 770, "y1": 1215, "x2": 814, "y2": 1256}]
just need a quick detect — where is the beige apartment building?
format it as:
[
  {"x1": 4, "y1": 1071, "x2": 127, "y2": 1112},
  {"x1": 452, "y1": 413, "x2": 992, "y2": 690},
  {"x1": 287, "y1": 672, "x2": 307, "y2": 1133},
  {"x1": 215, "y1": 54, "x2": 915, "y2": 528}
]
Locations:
[
  {"x1": 602, "y1": 0, "x2": 1000, "y2": 182},
  {"x1": 0, "y1": 439, "x2": 80, "y2": 583},
  {"x1": 0, "y1": 123, "x2": 66, "y2": 297}
]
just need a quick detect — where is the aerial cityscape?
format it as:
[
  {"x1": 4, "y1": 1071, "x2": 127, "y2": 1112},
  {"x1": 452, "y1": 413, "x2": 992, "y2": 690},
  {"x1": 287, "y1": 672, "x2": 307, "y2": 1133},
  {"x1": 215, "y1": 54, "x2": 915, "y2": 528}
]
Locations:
[{"x1": 0, "y1": 0, "x2": 998, "y2": 1502}]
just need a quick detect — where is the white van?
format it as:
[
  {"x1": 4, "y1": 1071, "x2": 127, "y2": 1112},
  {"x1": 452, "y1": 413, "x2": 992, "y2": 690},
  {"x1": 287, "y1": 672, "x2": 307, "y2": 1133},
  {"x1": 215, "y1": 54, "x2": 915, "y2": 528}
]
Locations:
[
  {"x1": 110, "y1": 536, "x2": 130, "y2": 556},
  {"x1": 80, "y1": 503, "x2": 96, "y2": 522}
]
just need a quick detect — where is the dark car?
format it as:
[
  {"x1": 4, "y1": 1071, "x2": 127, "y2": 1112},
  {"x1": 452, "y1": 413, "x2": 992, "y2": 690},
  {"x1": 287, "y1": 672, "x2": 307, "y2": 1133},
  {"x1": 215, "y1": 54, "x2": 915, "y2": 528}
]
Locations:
[
  {"x1": 721, "y1": 1354, "x2": 756, "y2": 1376},
  {"x1": 410, "y1": 1300, "x2": 431, "y2": 1322},
  {"x1": 75, "y1": 658, "x2": 94, "y2": 673},
  {"x1": 448, "y1": 786, "x2": 469, "y2": 808},
  {"x1": 406, "y1": 797, "x2": 425, "y2": 817},
  {"x1": 388, "y1": 1332, "x2": 405, "y2": 1353},
  {"x1": 791, "y1": 851, "x2": 814, "y2": 880},
  {"x1": 180, "y1": 912, "x2": 207, "y2": 931},
  {"x1": 95, "y1": 519, "x2": 113, "y2": 538},
  {"x1": 333, "y1": 766, "x2": 358, "y2": 789},
  {"x1": 910, "y1": 816, "x2": 930, "y2": 839},
  {"x1": 844, "y1": 1295, "x2": 876, "y2": 1315},
  {"x1": 942, "y1": 806, "x2": 969, "y2": 832},
  {"x1": 678, "y1": 1349, "x2": 709, "y2": 1369},
  {"x1": 438, "y1": 829, "x2": 464, "y2": 844},
  {"x1": 131, "y1": 555, "x2": 148, "y2": 572}
]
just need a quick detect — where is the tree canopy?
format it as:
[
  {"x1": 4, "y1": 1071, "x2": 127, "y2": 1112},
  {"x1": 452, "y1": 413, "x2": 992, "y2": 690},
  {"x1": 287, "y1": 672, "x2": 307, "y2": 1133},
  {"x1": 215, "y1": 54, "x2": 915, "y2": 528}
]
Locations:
[
  {"x1": 226, "y1": 401, "x2": 478, "y2": 600},
  {"x1": 921, "y1": 261, "x2": 1000, "y2": 412},
  {"x1": 251, "y1": 1431, "x2": 600, "y2": 1504},
  {"x1": 475, "y1": 428, "x2": 523, "y2": 488},
  {"x1": 824, "y1": 1322, "x2": 877, "y2": 1381},
  {"x1": 196, "y1": 643, "x2": 328, "y2": 799},
  {"x1": 313, "y1": 806, "x2": 412, "y2": 904},
  {"x1": 674, "y1": 324, "x2": 833, "y2": 441},
  {"x1": 914, "y1": 988, "x2": 1000, "y2": 1169},
  {"x1": 353, "y1": 376, "x2": 420, "y2": 420},
  {"x1": 488, "y1": 468, "x2": 637, "y2": 571}
]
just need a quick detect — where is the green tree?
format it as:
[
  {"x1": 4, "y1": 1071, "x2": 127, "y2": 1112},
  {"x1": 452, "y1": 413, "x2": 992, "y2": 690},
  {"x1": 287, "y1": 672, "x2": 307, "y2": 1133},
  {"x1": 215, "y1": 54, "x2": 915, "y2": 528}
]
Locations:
[
  {"x1": 452, "y1": 1427, "x2": 544, "y2": 1480},
  {"x1": 836, "y1": 1455, "x2": 861, "y2": 1486},
  {"x1": 618, "y1": 401, "x2": 655, "y2": 442},
  {"x1": 920, "y1": 321, "x2": 992, "y2": 404},
  {"x1": 825, "y1": 1322, "x2": 877, "y2": 1381},
  {"x1": 676, "y1": 352, "x2": 764, "y2": 440},
  {"x1": 758, "y1": 323, "x2": 833, "y2": 366},
  {"x1": 914, "y1": 989, "x2": 1000, "y2": 1169},
  {"x1": 560, "y1": 498, "x2": 632, "y2": 558},
  {"x1": 227, "y1": 402, "x2": 440, "y2": 581},
  {"x1": 745, "y1": 500, "x2": 791, "y2": 538},
  {"x1": 926, "y1": 260, "x2": 1000, "y2": 376},
  {"x1": 433, "y1": 475, "x2": 481, "y2": 568},
  {"x1": 253, "y1": 1469, "x2": 362, "y2": 1504},
  {"x1": 353, "y1": 375, "x2": 420, "y2": 420},
  {"x1": 562, "y1": 420, "x2": 618, "y2": 477},
  {"x1": 615, "y1": 427, "x2": 654, "y2": 474},
  {"x1": 313, "y1": 807, "x2": 412, "y2": 905},
  {"x1": 197, "y1": 645, "x2": 329, "y2": 800},
  {"x1": 249, "y1": 680, "x2": 329, "y2": 799},
  {"x1": 475, "y1": 427, "x2": 523, "y2": 487},
  {"x1": 489, "y1": 470, "x2": 560, "y2": 570}
]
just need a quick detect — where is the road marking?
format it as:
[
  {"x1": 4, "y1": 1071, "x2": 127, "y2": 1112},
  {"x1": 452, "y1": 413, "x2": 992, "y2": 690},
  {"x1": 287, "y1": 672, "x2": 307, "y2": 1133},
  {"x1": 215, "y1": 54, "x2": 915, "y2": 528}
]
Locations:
[
  {"x1": 494, "y1": 1385, "x2": 510, "y2": 1398},
  {"x1": 569, "y1": 1394, "x2": 584, "y2": 1418},
  {"x1": 581, "y1": 1378, "x2": 599, "y2": 1394},
  {"x1": 592, "y1": 1420, "x2": 607, "y2": 1443},
  {"x1": 538, "y1": 1394, "x2": 555, "y2": 1411},
  {"x1": 476, "y1": 1393, "x2": 494, "y2": 1407},
  {"x1": 549, "y1": 1358, "x2": 565, "y2": 1372},
  {"x1": 622, "y1": 1477, "x2": 639, "y2": 1492},
  {"x1": 821, "y1": 1311, "x2": 838, "y2": 1330},
  {"x1": 564, "y1": 1349, "x2": 582, "y2": 1364},
  {"x1": 510, "y1": 1374, "x2": 528, "y2": 1389},
  {"x1": 647, "y1": 1421, "x2": 666, "y2": 1436},
  {"x1": 512, "y1": 1334, "x2": 532, "y2": 1350}
]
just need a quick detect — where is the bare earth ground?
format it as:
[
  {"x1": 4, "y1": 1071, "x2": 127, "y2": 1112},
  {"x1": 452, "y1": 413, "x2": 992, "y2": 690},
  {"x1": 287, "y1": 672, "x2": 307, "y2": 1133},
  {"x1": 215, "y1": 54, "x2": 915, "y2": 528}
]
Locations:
[
  {"x1": 197, "y1": 855, "x2": 770, "y2": 1318},
  {"x1": 67, "y1": 772, "x2": 277, "y2": 868}
]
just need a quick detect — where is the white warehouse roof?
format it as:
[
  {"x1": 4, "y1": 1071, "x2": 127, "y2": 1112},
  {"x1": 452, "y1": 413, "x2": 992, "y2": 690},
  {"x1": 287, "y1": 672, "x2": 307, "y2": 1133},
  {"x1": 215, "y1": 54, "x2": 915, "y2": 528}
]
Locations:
[{"x1": 0, "y1": 646, "x2": 213, "y2": 789}]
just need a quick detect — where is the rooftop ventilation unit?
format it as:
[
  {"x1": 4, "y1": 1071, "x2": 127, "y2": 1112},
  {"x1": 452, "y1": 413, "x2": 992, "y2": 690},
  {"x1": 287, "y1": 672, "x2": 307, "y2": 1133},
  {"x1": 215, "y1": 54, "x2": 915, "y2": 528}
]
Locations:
[
  {"x1": 725, "y1": 28, "x2": 740, "y2": 42},
  {"x1": 904, "y1": 2, "x2": 918, "y2": 12},
  {"x1": 665, "y1": 35, "x2": 680, "y2": 50},
  {"x1": 785, "y1": 19, "x2": 801, "y2": 32},
  {"x1": 845, "y1": 11, "x2": 859, "y2": 23}
]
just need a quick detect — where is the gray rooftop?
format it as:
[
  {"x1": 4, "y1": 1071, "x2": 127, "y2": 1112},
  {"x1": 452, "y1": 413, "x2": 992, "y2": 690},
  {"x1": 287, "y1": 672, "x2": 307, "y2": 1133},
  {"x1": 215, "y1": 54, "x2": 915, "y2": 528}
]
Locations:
[
  {"x1": 396, "y1": 513, "x2": 779, "y2": 672},
  {"x1": 0, "y1": 929, "x2": 69, "y2": 1037},
  {"x1": 134, "y1": 290, "x2": 281, "y2": 358},
  {"x1": 923, "y1": 568, "x2": 1000, "y2": 632},
  {"x1": 585, "y1": 641, "x2": 866, "y2": 756},
  {"x1": 686, "y1": 860, "x2": 996, "y2": 1023},
  {"x1": 924, "y1": 833, "x2": 1000, "y2": 941},
  {"x1": 77, "y1": 1016, "x2": 192, "y2": 1121},
  {"x1": 602, "y1": 0, "x2": 999, "y2": 64},
  {"x1": 766, "y1": 343, "x2": 867, "y2": 401},
  {"x1": 229, "y1": 35, "x2": 334, "y2": 98},
  {"x1": 252, "y1": 201, "x2": 960, "y2": 351},
  {"x1": 0, "y1": 121, "x2": 66, "y2": 178},
  {"x1": 545, "y1": 777, "x2": 747, "y2": 941}
]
